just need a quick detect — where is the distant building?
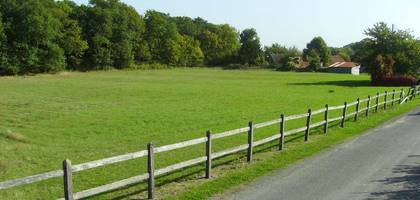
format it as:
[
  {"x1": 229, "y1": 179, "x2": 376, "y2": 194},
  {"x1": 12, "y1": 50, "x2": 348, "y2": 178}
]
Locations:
[{"x1": 327, "y1": 55, "x2": 360, "y2": 75}]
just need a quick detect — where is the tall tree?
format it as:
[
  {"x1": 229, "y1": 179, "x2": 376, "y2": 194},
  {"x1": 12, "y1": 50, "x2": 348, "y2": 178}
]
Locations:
[
  {"x1": 77, "y1": 0, "x2": 146, "y2": 69},
  {"x1": 0, "y1": 10, "x2": 8, "y2": 75},
  {"x1": 307, "y1": 50, "x2": 321, "y2": 71},
  {"x1": 361, "y1": 22, "x2": 420, "y2": 80},
  {"x1": 144, "y1": 10, "x2": 182, "y2": 66},
  {"x1": 179, "y1": 35, "x2": 204, "y2": 66},
  {"x1": 303, "y1": 37, "x2": 331, "y2": 68},
  {"x1": 0, "y1": 0, "x2": 66, "y2": 75},
  {"x1": 55, "y1": 0, "x2": 88, "y2": 70},
  {"x1": 199, "y1": 24, "x2": 240, "y2": 65},
  {"x1": 238, "y1": 28, "x2": 264, "y2": 65}
]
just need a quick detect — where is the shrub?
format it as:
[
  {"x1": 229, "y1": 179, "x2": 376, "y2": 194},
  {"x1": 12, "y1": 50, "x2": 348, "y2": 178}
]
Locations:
[{"x1": 371, "y1": 75, "x2": 418, "y2": 86}]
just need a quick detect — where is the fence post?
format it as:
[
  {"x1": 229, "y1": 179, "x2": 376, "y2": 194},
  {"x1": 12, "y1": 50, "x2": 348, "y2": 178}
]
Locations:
[
  {"x1": 366, "y1": 95, "x2": 371, "y2": 117},
  {"x1": 410, "y1": 87, "x2": 415, "y2": 100},
  {"x1": 304, "y1": 109, "x2": 312, "y2": 142},
  {"x1": 247, "y1": 121, "x2": 254, "y2": 162},
  {"x1": 399, "y1": 88, "x2": 404, "y2": 104},
  {"x1": 63, "y1": 159, "x2": 74, "y2": 200},
  {"x1": 324, "y1": 104, "x2": 329, "y2": 134},
  {"x1": 279, "y1": 114, "x2": 285, "y2": 151},
  {"x1": 417, "y1": 86, "x2": 420, "y2": 97},
  {"x1": 384, "y1": 91, "x2": 388, "y2": 110},
  {"x1": 147, "y1": 143, "x2": 155, "y2": 200},
  {"x1": 408, "y1": 87, "x2": 413, "y2": 101},
  {"x1": 205, "y1": 130, "x2": 212, "y2": 179},
  {"x1": 354, "y1": 98, "x2": 360, "y2": 121},
  {"x1": 391, "y1": 89, "x2": 395, "y2": 107},
  {"x1": 375, "y1": 93, "x2": 379, "y2": 112},
  {"x1": 341, "y1": 102, "x2": 347, "y2": 128}
]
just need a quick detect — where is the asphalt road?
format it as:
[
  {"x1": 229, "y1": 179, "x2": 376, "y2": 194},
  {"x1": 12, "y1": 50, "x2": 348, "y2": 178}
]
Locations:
[{"x1": 221, "y1": 106, "x2": 420, "y2": 200}]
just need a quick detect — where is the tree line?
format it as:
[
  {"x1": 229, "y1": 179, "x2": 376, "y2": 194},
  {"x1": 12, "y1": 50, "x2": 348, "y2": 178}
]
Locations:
[
  {"x1": 0, "y1": 0, "x2": 265, "y2": 75},
  {"x1": 0, "y1": 0, "x2": 419, "y2": 83}
]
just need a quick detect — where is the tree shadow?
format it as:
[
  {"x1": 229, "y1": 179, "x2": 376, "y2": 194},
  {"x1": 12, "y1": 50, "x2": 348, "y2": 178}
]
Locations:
[
  {"x1": 369, "y1": 161, "x2": 420, "y2": 199},
  {"x1": 288, "y1": 80, "x2": 372, "y2": 87}
]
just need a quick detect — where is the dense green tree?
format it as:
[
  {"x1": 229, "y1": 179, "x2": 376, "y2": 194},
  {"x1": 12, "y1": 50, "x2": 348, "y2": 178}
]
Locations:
[
  {"x1": 307, "y1": 50, "x2": 321, "y2": 71},
  {"x1": 199, "y1": 24, "x2": 240, "y2": 65},
  {"x1": 0, "y1": 0, "x2": 249, "y2": 75},
  {"x1": 77, "y1": 0, "x2": 146, "y2": 69},
  {"x1": 238, "y1": 28, "x2": 264, "y2": 65},
  {"x1": 0, "y1": 11, "x2": 9, "y2": 75},
  {"x1": 344, "y1": 39, "x2": 371, "y2": 63},
  {"x1": 359, "y1": 22, "x2": 420, "y2": 79},
  {"x1": 179, "y1": 35, "x2": 204, "y2": 66},
  {"x1": 144, "y1": 10, "x2": 183, "y2": 66},
  {"x1": 171, "y1": 16, "x2": 202, "y2": 38},
  {"x1": 303, "y1": 37, "x2": 331, "y2": 67},
  {"x1": 55, "y1": 0, "x2": 88, "y2": 70},
  {"x1": 0, "y1": 0, "x2": 66, "y2": 75}
]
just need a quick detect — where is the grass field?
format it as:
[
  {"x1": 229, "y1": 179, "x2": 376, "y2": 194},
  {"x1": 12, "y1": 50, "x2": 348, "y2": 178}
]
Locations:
[{"x1": 0, "y1": 68, "x2": 417, "y2": 199}]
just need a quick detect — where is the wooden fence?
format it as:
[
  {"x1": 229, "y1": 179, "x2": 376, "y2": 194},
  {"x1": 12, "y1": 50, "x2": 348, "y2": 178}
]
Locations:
[{"x1": 1, "y1": 85, "x2": 419, "y2": 200}]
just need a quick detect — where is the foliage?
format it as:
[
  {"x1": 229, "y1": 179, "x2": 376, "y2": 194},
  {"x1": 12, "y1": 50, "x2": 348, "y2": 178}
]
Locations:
[
  {"x1": 330, "y1": 47, "x2": 352, "y2": 62},
  {"x1": 179, "y1": 35, "x2": 204, "y2": 66},
  {"x1": 144, "y1": 10, "x2": 180, "y2": 66},
  {"x1": 199, "y1": 24, "x2": 240, "y2": 65},
  {"x1": 371, "y1": 74, "x2": 417, "y2": 86},
  {"x1": 303, "y1": 37, "x2": 331, "y2": 68},
  {"x1": 76, "y1": 0, "x2": 146, "y2": 69},
  {"x1": 344, "y1": 39, "x2": 371, "y2": 63},
  {"x1": 55, "y1": 0, "x2": 89, "y2": 70},
  {"x1": 0, "y1": 0, "x2": 66, "y2": 75},
  {"x1": 0, "y1": 0, "x2": 243, "y2": 75},
  {"x1": 264, "y1": 43, "x2": 301, "y2": 70},
  {"x1": 238, "y1": 28, "x2": 265, "y2": 65},
  {"x1": 0, "y1": 11, "x2": 8, "y2": 74},
  {"x1": 307, "y1": 50, "x2": 321, "y2": 71},
  {"x1": 356, "y1": 22, "x2": 420, "y2": 83}
]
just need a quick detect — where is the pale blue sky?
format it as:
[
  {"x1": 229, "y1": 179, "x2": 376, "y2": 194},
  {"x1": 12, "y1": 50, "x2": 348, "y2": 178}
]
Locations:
[{"x1": 73, "y1": 0, "x2": 420, "y2": 49}]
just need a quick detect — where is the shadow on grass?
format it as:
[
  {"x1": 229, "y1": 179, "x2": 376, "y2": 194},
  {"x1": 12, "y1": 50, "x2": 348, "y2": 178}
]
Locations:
[
  {"x1": 288, "y1": 80, "x2": 372, "y2": 87},
  {"x1": 96, "y1": 166, "x2": 207, "y2": 200},
  {"x1": 370, "y1": 161, "x2": 420, "y2": 199}
]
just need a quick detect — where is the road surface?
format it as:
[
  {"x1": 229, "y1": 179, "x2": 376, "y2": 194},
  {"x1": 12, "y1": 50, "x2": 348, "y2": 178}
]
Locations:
[{"x1": 221, "y1": 106, "x2": 420, "y2": 200}]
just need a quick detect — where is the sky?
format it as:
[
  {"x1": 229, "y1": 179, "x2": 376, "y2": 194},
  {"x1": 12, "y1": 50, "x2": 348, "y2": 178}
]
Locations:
[{"x1": 73, "y1": 0, "x2": 420, "y2": 49}]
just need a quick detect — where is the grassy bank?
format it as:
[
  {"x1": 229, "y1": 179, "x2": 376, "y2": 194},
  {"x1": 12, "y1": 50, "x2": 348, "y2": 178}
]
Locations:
[
  {"x1": 167, "y1": 99, "x2": 419, "y2": 200},
  {"x1": 0, "y1": 68, "x2": 416, "y2": 199}
]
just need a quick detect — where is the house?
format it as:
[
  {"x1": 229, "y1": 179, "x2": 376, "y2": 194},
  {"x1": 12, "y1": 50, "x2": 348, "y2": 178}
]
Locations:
[{"x1": 327, "y1": 55, "x2": 360, "y2": 75}]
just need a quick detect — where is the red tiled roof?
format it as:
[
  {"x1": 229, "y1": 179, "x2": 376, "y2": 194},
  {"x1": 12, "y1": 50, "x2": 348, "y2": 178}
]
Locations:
[{"x1": 330, "y1": 62, "x2": 359, "y2": 68}]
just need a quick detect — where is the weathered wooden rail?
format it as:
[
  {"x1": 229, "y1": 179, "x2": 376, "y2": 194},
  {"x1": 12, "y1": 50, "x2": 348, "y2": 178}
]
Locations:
[{"x1": 1, "y1": 85, "x2": 419, "y2": 200}]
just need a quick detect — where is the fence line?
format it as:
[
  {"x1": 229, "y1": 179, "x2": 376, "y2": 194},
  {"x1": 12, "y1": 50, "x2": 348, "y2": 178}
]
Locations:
[{"x1": 0, "y1": 86, "x2": 419, "y2": 200}]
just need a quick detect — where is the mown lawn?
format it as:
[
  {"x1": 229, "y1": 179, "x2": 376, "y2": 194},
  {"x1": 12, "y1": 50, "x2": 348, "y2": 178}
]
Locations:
[{"x1": 0, "y1": 68, "x2": 416, "y2": 199}]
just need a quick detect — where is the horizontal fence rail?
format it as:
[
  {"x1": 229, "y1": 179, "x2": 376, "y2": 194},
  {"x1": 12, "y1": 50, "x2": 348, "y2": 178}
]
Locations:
[{"x1": 1, "y1": 85, "x2": 419, "y2": 200}]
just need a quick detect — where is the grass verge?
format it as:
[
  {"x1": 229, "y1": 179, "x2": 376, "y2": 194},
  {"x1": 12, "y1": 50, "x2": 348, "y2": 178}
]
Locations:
[{"x1": 163, "y1": 99, "x2": 419, "y2": 200}]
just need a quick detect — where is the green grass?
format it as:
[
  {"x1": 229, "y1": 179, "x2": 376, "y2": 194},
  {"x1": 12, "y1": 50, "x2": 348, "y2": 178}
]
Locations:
[{"x1": 0, "y1": 68, "x2": 417, "y2": 199}]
